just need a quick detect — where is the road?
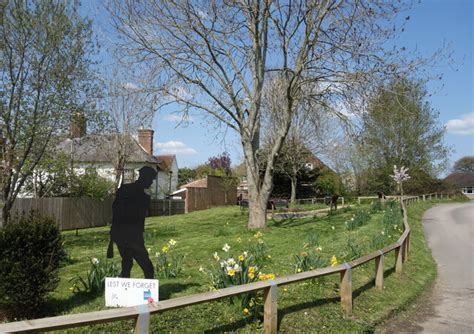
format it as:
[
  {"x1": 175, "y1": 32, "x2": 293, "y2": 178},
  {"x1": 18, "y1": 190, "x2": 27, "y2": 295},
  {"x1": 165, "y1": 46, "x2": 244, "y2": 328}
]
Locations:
[{"x1": 379, "y1": 201, "x2": 474, "y2": 333}]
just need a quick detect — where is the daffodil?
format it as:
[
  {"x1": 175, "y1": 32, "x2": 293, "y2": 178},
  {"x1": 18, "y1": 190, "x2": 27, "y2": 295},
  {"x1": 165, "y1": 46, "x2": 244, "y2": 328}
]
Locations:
[
  {"x1": 162, "y1": 245, "x2": 170, "y2": 253},
  {"x1": 91, "y1": 257, "x2": 99, "y2": 265},
  {"x1": 168, "y1": 239, "x2": 177, "y2": 246},
  {"x1": 213, "y1": 252, "x2": 220, "y2": 261},
  {"x1": 238, "y1": 254, "x2": 245, "y2": 262},
  {"x1": 316, "y1": 246, "x2": 322, "y2": 252},
  {"x1": 222, "y1": 243, "x2": 230, "y2": 252},
  {"x1": 258, "y1": 238, "x2": 264, "y2": 244},
  {"x1": 254, "y1": 231, "x2": 263, "y2": 238},
  {"x1": 227, "y1": 268, "x2": 236, "y2": 277},
  {"x1": 330, "y1": 255, "x2": 338, "y2": 267},
  {"x1": 301, "y1": 251, "x2": 309, "y2": 257},
  {"x1": 236, "y1": 237, "x2": 242, "y2": 243},
  {"x1": 199, "y1": 265, "x2": 204, "y2": 272},
  {"x1": 243, "y1": 308, "x2": 250, "y2": 315}
]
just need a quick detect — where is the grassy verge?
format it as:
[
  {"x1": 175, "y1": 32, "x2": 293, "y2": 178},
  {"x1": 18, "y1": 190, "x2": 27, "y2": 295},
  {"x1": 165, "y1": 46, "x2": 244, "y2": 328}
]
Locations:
[{"x1": 31, "y1": 197, "x2": 466, "y2": 332}]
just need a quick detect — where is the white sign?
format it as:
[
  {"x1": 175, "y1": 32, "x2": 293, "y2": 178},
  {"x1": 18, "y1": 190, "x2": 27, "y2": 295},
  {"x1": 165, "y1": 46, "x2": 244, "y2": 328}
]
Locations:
[{"x1": 105, "y1": 277, "x2": 159, "y2": 307}]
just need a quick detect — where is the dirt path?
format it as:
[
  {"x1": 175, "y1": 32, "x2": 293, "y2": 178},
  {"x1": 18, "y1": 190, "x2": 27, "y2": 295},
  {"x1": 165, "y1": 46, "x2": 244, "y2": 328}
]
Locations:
[{"x1": 377, "y1": 202, "x2": 474, "y2": 333}]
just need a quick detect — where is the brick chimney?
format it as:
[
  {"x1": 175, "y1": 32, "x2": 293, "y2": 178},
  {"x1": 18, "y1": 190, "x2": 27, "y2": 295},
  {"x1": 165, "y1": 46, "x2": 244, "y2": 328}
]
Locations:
[
  {"x1": 70, "y1": 110, "x2": 86, "y2": 138},
  {"x1": 138, "y1": 129, "x2": 154, "y2": 155}
]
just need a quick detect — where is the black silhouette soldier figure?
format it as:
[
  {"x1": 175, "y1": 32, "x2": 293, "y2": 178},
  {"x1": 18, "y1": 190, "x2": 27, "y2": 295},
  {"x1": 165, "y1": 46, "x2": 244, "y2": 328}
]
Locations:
[{"x1": 107, "y1": 166, "x2": 157, "y2": 279}]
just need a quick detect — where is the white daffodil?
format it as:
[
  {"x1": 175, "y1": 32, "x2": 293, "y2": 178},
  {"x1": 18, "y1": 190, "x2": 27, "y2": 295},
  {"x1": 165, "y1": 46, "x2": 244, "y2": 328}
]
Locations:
[{"x1": 222, "y1": 243, "x2": 231, "y2": 252}]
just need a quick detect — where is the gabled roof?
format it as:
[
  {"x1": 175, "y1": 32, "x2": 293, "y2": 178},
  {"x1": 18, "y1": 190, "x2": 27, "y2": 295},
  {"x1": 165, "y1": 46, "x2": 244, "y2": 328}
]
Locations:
[
  {"x1": 306, "y1": 155, "x2": 334, "y2": 173},
  {"x1": 155, "y1": 155, "x2": 176, "y2": 171},
  {"x1": 56, "y1": 134, "x2": 159, "y2": 164},
  {"x1": 181, "y1": 178, "x2": 207, "y2": 189},
  {"x1": 444, "y1": 172, "x2": 474, "y2": 187}
]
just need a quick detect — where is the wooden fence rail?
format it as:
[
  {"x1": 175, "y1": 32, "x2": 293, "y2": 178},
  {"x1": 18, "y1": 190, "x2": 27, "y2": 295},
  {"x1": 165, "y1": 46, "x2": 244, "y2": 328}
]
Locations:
[{"x1": 0, "y1": 194, "x2": 450, "y2": 333}]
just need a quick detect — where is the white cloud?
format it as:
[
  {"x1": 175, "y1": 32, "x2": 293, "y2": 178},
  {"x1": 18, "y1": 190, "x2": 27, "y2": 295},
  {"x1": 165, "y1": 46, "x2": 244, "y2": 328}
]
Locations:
[
  {"x1": 163, "y1": 114, "x2": 193, "y2": 122},
  {"x1": 155, "y1": 141, "x2": 198, "y2": 155},
  {"x1": 446, "y1": 112, "x2": 474, "y2": 135},
  {"x1": 122, "y1": 82, "x2": 138, "y2": 91}
]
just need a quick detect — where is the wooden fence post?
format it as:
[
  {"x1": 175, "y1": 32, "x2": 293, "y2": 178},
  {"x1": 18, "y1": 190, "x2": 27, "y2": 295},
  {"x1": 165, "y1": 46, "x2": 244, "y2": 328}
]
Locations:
[
  {"x1": 264, "y1": 281, "x2": 278, "y2": 334},
  {"x1": 405, "y1": 231, "x2": 411, "y2": 257},
  {"x1": 340, "y1": 264, "x2": 353, "y2": 316},
  {"x1": 134, "y1": 305, "x2": 150, "y2": 334},
  {"x1": 403, "y1": 237, "x2": 409, "y2": 262},
  {"x1": 395, "y1": 244, "x2": 403, "y2": 273},
  {"x1": 375, "y1": 251, "x2": 384, "y2": 290}
]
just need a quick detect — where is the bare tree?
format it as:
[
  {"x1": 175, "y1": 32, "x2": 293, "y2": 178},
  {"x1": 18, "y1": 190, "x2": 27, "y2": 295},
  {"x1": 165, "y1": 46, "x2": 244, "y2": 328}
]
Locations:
[
  {"x1": 261, "y1": 76, "x2": 341, "y2": 203},
  {"x1": 99, "y1": 69, "x2": 159, "y2": 189},
  {"x1": 110, "y1": 0, "x2": 428, "y2": 229},
  {"x1": 0, "y1": 1, "x2": 97, "y2": 225}
]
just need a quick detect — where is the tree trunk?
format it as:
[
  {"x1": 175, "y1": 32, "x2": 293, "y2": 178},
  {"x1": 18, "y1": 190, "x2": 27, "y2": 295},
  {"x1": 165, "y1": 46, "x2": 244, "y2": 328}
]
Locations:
[
  {"x1": 290, "y1": 176, "x2": 297, "y2": 204},
  {"x1": 243, "y1": 140, "x2": 274, "y2": 230}
]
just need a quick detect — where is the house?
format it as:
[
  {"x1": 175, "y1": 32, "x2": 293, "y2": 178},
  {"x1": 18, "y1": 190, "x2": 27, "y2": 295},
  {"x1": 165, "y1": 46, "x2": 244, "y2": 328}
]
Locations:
[
  {"x1": 444, "y1": 172, "x2": 474, "y2": 199},
  {"x1": 173, "y1": 175, "x2": 237, "y2": 213},
  {"x1": 304, "y1": 155, "x2": 333, "y2": 172},
  {"x1": 54, "y1": 123, "x2": 178, "y2": 199}
]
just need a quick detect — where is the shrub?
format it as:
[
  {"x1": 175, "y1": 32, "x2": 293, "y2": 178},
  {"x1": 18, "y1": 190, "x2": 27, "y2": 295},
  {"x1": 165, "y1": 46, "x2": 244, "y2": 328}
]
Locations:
[
  {"x1": 0, "y1": 211, "x2": 66, "y2": 319},
  {"x1": 70, "y1": 258, "x2": 119, "y2": 294}
]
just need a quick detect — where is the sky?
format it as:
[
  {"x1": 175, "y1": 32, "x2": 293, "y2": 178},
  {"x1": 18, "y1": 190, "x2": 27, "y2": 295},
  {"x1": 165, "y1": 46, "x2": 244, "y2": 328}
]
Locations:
[{"x1": 82, "y1": 0, "x2": 473, "y2": 174}]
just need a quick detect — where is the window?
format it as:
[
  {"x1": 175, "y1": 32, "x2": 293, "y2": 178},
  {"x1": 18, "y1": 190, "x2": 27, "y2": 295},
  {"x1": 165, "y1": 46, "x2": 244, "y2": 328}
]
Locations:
[
  {"x1": 462, "y1": 187, "x2": 473, "y2": 194},
  {"x1": 85, "y1": 167, "x2": 97, "y2": 175},
  {"x1": 123, "y1": 169, "x2": 136, "y2": 183}
]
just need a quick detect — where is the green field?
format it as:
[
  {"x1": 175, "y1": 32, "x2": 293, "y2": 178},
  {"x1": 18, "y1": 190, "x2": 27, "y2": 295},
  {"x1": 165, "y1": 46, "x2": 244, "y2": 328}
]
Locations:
[{"x1": 37, "y1": 196, "x2": 464, "y2": 332}]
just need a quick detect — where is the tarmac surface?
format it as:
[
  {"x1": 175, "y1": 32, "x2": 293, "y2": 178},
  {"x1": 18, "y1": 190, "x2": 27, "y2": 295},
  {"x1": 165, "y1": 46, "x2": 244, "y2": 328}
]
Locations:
[{"x1": 378, "y1": 201, "x2": 474, "y2": 333}]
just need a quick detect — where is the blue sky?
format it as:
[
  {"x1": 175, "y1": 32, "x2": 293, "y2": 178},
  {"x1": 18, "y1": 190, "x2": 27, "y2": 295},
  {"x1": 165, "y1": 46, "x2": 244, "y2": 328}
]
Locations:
[{"x1": 82, "y1": 0, "x2": 473, "y2": 174}]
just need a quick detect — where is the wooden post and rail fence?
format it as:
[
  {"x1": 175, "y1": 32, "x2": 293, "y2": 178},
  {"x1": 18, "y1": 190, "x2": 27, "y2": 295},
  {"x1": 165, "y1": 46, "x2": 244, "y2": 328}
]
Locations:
[{"x1": 0, "y1": 194, "x2": 452, "y2": 333}]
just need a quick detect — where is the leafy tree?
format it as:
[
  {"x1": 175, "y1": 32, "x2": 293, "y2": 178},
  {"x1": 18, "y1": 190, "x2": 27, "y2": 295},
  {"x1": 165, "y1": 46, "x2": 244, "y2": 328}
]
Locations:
[
  {"x1": 360, "y1": 78, "x2": 449, "y2": 194},
  {"x1": 453, "y1": 156, "x2": 474, "y2": 172},
  {"x1": 314, "y1": 170, "x2": 345, "y2": 197},
  {"x1": 112, "y1": 1, "x2": 433, "y2": 228},
  {"x1": 177, "y1": 167, "x2": 197, "y2": 187},
  {"x1": 207, "y1": 152, "x2": 232, "y2": 176},
  {"x1": 22, "y1": 152, "x2": 71, "y2": 198},
  {"x1": 0, "y1": 1, "x2": 97, "y2": 224},
  {"x1": 207, "y1": 152, "x2": 238, "y2": 204}
]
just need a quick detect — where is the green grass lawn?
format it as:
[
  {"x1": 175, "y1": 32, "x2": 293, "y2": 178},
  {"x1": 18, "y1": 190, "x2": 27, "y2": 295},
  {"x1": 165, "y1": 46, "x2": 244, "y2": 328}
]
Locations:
[{"x1": 41, "y1": 196, "x2": 465, "y2": 333}]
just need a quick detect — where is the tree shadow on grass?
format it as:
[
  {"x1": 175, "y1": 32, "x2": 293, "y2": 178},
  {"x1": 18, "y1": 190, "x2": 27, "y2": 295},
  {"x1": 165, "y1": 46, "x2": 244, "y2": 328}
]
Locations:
[
  {"x1": 204, "y1": 318, "x2": 252, "y2": 333},
  {"x1": 159, "y1": 282, "x2": 200, "y2": 300},
  {"x1": 269, "y1": 216, "x2": 319, "y2": 228},
  {"x1": 45, "y1": 292, "x2": 101, "y2": 317}
]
